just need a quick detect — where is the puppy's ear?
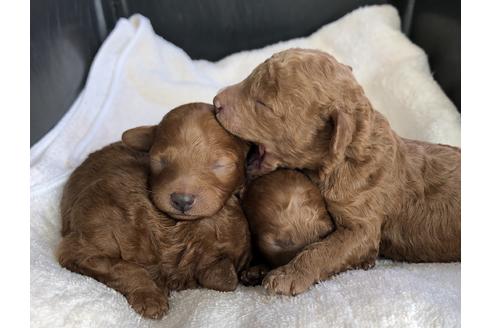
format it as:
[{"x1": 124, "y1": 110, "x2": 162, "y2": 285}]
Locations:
[
  {"x1": 327, "y1": 110, "x2": 354, "y2": 157},
  {"x1": 122, "y1": 125, "x2": 156, "y2": 152},
  {"x1": 254, "y1": 60, "x2": 279, "y2": 97}
]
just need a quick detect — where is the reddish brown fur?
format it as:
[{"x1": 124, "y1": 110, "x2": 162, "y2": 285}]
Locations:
[
  {"x1": 213, "y1": 49, "x2": 461, "y2": 295},
  {"x1": 57, "y1": 103, "x2": 251, "y2": 318},
  {"x1": 240, "y1": 169, "x2": 334, "y2": 285}
]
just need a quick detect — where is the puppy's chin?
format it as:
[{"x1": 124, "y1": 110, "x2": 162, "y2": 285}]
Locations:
[
  {"x1": 157, "y1": 203, "x2": 224, "y2": 221},
  {"x1": 165, "y1": 212, "x2": 204, "y2": 221},
  {"x1": 151, "y1": 200, "x2": 202, "y2": 221}
]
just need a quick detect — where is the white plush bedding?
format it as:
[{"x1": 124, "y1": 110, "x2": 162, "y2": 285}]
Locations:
[{"x1": 30, "y1": 5, "x2": 461, "y2": 327}]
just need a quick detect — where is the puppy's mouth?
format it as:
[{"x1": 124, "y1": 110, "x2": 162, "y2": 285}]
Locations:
[
  {"x1": 245, "y1": 143, "x2": 281, "y2": 179},
  {"x1": 246, "y1": 143, "x2": 266, "y2": 172},
  {"x1": 167, "y1": 212, "x2": 202, "y2": 221}
]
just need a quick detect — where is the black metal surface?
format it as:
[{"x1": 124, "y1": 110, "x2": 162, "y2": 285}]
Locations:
[
  {"x1": 409, "y1": 0, "x2": 460, "y2": 110},
  {"x1": 30, "y1": 0, "x2": 104, "y2": 145},
  {"x1": 121, "y1": 0, "x2": 387, "y2": 61},
  {"x1": 30, "y1": 0, "x2": 460, "y2": 145}
]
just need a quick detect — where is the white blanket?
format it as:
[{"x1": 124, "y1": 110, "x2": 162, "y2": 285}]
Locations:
[{"x1": 30, "y1": 5, "x2": 461, "y2": 328}]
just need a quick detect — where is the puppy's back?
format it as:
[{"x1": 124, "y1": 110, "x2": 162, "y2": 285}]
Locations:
[{"x1": 60, "y1": 142, "x2": 150, "y2": 236}]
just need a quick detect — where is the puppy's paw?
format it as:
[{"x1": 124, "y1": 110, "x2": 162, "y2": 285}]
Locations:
[
  {"x1": 262, "y1": 265, "x2": 315, "y2": 296},
  {"x1": 240, "y1": 264, "x2": 269, "y2": 286},
  {"x1": 127, "y1": 288, "x2": 168, "y2": 319},
  {"x1": 359, "y1": 258, "x2": 376, "y2": 270}
]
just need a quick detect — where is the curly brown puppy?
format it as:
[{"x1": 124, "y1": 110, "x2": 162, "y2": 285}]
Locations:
[
  {"x1": 57, "y1": 103, "x2": 251, "y2": 318},
  {"x1": 240, "y1": 169, "x2": 334, "y2": 285},
  {"x1": 213, "y1": 48, "x2": 461, "y2": 296}
]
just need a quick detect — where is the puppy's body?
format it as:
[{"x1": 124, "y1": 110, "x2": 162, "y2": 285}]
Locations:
[
  {"x1": 377, "y1": 138, "x2": 460, "y2": 262},
  {"x1": 305, "y1": 114, "x2": 461, "y2": 264},
  {"x1": 213, "y1": 49, "x2": 460, "y2": 295},
  {"x1": 58, "y1": 103, "x2": 250, "y2": 318}
]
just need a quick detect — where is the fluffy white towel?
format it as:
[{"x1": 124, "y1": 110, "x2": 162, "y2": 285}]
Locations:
[{"x1": 30, "y1": 5, "x2": 460, "y2": 327}]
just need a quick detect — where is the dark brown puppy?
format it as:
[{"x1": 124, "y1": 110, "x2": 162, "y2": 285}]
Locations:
[
  {"x1": 213, "y1": 48, "x2": 461, "y2": 296},
  {"x1": 57, "y1": 103, "x2": 251, "y2": 319},
  {"x1": 240, "y1": 169, "x2": 334, "y2": 285}
]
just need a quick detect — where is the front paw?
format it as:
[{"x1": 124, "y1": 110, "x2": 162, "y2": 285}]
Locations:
[
  {"x1": 127, "y1": 288, "x2": 168, "y2": 319},
  {"x1": 262, "y1": 265, "x2": 315, "y2": 296}
]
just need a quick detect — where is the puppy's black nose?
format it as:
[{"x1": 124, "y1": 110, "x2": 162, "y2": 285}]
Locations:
[{"x1": 170, "y1": 193, "x2": 195, "y2": 212}]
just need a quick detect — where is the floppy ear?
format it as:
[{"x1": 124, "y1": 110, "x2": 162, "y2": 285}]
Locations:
[
  {"x1": 122, "y1": 125, "x2": 156, "y2": 152},
  {"x1": 327, "y1": 109, "x2": 354, "y2": 157},
  {"x1": 255, "y1": 59, "x2": 279, "y2": 97}
]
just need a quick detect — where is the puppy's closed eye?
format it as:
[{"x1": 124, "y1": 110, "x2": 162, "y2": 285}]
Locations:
[
  {"x1": 255, "y1": 100, "x2": 271, "y2": 111},
  {"x1": 150, "y1": 157, "x2": 167, "y2": 173},
  {"x1": 255, "y1": 100, "x2": 280, "y2": 118},
  {"x1": 212, "y1": 158, "x2": 236, "y2": 171}
]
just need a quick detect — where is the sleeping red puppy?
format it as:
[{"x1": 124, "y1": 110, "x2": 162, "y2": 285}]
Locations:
[
  {"x1": 213, "y1": 48, "x2": 461, "y2": 295},
  {"x1": 57, "y1": 103, "x2": 251, "y2": 318},
  {"x1": 240, "y1": 169, "x2": 335, "y2": 286}
]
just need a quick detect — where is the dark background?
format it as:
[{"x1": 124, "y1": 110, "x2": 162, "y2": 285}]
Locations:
[{"x1": 30, "y1": 0, "x2": 460, "y2": 145}]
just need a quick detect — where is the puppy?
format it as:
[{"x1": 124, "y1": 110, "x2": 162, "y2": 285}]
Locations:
[
  {"x1": 240, "y1": 169, "x2": 334, "y2": 286},
  {"x1": 57, "y1": 103, "x2": 251, "y2": 318},
  {"x1": 213, "y1": 48, "x2": 461, "y2": 296}
]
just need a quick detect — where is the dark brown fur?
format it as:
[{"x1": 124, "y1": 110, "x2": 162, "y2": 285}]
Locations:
[
  {"x1": 240, "y1": 169, "x2": 334, "y2": 285},
  {"x1": 213, "y1": 48, "x2": 461, "y2": 295},
  {"x1": 57, "y1": 103, "x2": 251, "y2": 318}
]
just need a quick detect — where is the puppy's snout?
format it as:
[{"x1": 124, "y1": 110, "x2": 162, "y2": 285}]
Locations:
[{"x1": 170, "y1": 193, "x2": 196, "y2": 212}]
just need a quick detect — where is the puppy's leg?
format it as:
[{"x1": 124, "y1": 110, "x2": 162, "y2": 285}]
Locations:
[
  {"x1": 198, "y1": 258, "x2": 239, "y2": 292},
  {"x1": 263, "y1": 220, "x2": 380, "y2": 296},
  {"x1": 58, "y1": 234, "x2": 168, "y2": 319}
]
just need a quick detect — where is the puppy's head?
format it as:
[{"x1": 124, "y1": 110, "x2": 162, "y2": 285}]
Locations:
[
  {"x1": 122, "y1": 103, "x2": 248, "y2": 220},
  {"x1": 213, "y1": 48, "x2": 371, "y2": 176},
  {"x1": 243, "y1": 170, "x2": 333, "y2": 267}
]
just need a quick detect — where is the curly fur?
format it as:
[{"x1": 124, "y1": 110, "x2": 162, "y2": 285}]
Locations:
[
  {"x1": 213, "y1": 49, "x2": 461, "y2": 296},
  {"x1": 57, "y1": 103, "x2": 251, "y2": 318}
]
